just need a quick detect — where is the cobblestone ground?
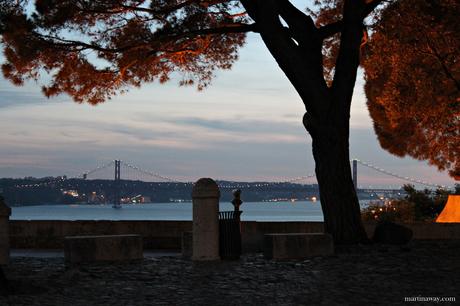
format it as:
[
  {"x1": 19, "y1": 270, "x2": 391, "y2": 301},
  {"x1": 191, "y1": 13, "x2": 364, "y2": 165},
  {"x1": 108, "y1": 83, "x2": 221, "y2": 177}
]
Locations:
[{"x1": 1, "y1": 241, "x2": 459, "y2": 306}]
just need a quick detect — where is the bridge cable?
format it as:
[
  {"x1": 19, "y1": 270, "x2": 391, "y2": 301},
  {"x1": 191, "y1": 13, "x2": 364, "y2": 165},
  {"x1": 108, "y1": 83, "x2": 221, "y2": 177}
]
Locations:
[
  {"x1": 352, "y1": 159, "x2": 445, "y2": 189},
  {"x1": 121, "y1": 161, "x2": 189, "y2": 184}
]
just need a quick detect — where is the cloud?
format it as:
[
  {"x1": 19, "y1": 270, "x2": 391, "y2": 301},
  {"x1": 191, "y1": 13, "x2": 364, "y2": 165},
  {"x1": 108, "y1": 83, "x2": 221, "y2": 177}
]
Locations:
[
  {"x1": 177, "y1": 117, "x2": 238, "y2": 131},
  {"x1": 170, "y1": 116, "x2": 303, "y2": 133},
  {"x1": 0, "y1": 89, "x2": 43, "y2": 108},
  {"x1": 0, "y1": 79, "x2": 67, "y2": 109}
]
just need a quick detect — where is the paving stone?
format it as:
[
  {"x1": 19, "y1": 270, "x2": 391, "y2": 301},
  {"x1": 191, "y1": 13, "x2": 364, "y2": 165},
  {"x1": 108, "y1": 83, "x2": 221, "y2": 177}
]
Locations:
[{"x1": 0, "y1": 241, "x2": 459, "y2": 305}]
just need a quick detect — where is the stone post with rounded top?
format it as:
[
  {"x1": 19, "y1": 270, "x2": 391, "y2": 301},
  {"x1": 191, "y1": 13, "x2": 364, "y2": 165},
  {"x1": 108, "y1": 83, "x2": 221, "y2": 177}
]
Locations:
[
  {"x1": 0, "y1": 196, "x2": 11, "y2": 266},
  {"x1": 192, "y1": 178, "x2": 220, "y2": 261}
]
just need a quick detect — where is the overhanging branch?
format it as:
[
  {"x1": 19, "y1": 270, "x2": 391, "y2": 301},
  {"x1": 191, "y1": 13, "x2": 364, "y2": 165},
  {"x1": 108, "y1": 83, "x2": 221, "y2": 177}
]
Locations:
[
  {"x1": 318, "y1": 20, "x2": 343, "y2": 40},
  {"x1": 278, "y1": 0, "x2": 316, "y2": 43},
  {"x1": 318, "y1": 0, "x2": 386, "y2": 40},
  {"x1": 36, "y1": 23, "x2": 258, "y2": 54}
]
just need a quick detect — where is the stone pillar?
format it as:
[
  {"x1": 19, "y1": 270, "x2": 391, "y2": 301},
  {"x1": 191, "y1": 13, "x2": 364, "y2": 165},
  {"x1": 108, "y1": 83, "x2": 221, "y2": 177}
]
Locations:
[
  {"x1": 192, "y1": 178, "x2": 220, "y2": 261},
  {"x1": 0, "y1": 196, "x2": 11, "y2": 266}
]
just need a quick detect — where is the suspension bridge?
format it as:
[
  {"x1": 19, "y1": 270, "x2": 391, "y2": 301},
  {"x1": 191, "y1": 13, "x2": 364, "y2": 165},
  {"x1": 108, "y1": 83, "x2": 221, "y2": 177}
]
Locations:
[
  {"x1": 14, "y1": 158, "x2": 445, "y2": 190},
  {"x1": 10, "y1": 158, "x2": 447, "y2": 208},
  {"x1": 72, "y1": 159, "x2": 443, "y2": 187}
]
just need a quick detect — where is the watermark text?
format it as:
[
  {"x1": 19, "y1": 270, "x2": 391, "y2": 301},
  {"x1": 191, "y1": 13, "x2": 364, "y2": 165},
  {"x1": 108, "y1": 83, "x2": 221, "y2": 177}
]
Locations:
[{"x1": 404, "y1": 296, "x2": 456, "y2": 303}]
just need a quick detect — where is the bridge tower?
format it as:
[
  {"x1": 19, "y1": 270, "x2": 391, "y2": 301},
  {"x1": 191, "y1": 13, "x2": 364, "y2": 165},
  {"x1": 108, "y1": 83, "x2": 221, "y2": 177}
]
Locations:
[
  {"x1": 352, "y1": 159, "x2": 358, "y2": 191},
  {"x1": 113, "y1": 160, "x2": 121, "y2": 209}
]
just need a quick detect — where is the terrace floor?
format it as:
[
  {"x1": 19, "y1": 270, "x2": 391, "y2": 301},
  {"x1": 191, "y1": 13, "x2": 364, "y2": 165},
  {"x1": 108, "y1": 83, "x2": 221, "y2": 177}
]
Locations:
[{"x1": 1, "y1": 241, "x2": 459, "y2": 305}]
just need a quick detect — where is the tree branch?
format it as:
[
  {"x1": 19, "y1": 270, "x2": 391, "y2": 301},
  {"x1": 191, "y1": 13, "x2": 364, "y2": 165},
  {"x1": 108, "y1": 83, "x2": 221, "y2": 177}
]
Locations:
[
  {"x1": 188, "y1": 23, "x2": 258, "y2": 35},
  {"x1": 318, "y1": 20, "x2": 343, "y2": 40},
  {"x1": 277, "y1": 0, "x2": 316, "y2": 43},
  {"x1": 240, "y1": 0, "x2": 259, "y2": 22},
  {"x1": 364, "y1": 0, "x2": 386, "y2": 17},
  {"x1": 331, "y1": 0, "x2": 368, "y2": 111},
  {"x1": 75, "y1": 1, "x2": 232, "y2": 22},
  {"x1": 36, "y1": 23, "x2": 257, "y2": 54},
  {"x1": 318, "y1": 0, "x2": 386, "y2": 40},
  {"x1": 77, "y1": 0, "x2": 199, "y2": 16},
  {"x1": 425, "y1": 40, "x2": 460, "y2": 91}
]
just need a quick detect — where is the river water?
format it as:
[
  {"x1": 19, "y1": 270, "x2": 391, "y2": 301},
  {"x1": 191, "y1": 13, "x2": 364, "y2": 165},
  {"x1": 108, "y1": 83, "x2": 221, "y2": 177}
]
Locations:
[
  {"x1": 11, "y1": 201, "x2": 325, "y2": 221},
  {"x1": 10, "y1": 201, "x2": 373, "y2": 221}
]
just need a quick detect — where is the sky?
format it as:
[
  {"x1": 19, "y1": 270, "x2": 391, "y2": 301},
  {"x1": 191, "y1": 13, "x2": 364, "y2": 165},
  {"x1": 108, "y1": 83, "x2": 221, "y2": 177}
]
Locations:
[{"x1": 0, "y1": 5, "x2": 456, "y2": 189}]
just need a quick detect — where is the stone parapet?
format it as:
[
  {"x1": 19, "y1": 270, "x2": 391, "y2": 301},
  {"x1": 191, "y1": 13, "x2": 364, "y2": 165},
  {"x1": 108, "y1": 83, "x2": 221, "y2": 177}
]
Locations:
[
  {"x1": 8, "y1": 220, "x2": 460, "y2": 251},
  {"x1": 10, "y1": 220, "x2": 191, "y2": 249}
]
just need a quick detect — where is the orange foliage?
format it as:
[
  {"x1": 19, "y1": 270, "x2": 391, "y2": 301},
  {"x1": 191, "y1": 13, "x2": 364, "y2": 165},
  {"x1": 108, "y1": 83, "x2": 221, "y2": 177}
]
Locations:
[
  {"x1": 0, "y1": 1, "x2": 248, "y2": 104},
  {"x1": 363, "y1": 0, "x2": 460, "y2": 180}
]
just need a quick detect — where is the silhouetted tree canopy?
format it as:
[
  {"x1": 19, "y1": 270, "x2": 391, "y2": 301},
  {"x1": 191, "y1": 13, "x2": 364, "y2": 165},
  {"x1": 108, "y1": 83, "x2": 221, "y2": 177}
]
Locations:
[
  {"x1": 0, "y1": 0, "x2": 386, "y2": 104},
  {"x1": 363, "y1": 0, "x2": 460, "y2": 180},
  {"x1": 0, "y1": 0, "x2": 253, "y2": 103}
]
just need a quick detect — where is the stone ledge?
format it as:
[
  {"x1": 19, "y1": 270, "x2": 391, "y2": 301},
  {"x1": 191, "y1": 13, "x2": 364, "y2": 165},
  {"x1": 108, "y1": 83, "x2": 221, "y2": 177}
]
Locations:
[
  {"x1": 64, "y1": 234, "x2": 143, "y2": 264},
  {"x1": 264, "y1": 233, "x2": 334, "y2": 260}
]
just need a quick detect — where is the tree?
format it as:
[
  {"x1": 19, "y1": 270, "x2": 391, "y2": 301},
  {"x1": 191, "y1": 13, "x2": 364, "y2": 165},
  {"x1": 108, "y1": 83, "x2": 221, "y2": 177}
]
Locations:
[
  {"x1": 363, "y1": 0, "x2": 460, "y2": 180},
  {"x1": 0, "y1": 0, "x2": 388, "y2": 244}
]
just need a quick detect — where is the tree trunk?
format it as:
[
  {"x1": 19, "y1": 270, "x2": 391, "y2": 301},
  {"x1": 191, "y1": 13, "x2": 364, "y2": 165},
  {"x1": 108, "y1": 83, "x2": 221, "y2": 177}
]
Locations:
[
  {"x1": 0, "y1": 267, "x2": 9, "y2": 296},
  {"x1": 304, "y1": 112, "x2": 369, "y2": 244},
  {"x1": 239, "y1": 0, "x2": 372, "y2": 245}
]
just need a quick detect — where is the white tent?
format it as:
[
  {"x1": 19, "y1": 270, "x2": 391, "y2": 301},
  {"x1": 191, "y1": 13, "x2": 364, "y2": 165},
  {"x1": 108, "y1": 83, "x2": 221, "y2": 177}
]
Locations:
[{"x1": 436, "y1": 195, "x2": 460, "y2": 223}]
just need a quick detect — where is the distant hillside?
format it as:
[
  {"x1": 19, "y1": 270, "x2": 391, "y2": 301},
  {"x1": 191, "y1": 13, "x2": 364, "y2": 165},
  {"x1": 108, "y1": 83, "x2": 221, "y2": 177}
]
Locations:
[{"x1": 0, "y1": 177, "x2": 320, "y2": 206}]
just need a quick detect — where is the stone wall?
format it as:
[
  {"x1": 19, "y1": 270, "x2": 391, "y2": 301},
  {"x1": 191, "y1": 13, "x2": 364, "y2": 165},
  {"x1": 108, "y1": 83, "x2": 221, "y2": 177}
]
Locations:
[
  {"x1": 9, "y1": 220, "x2": 460, "y2": 250},
  {"x1": 9, "y1": 220, "x2": 191, "y2": 249}
]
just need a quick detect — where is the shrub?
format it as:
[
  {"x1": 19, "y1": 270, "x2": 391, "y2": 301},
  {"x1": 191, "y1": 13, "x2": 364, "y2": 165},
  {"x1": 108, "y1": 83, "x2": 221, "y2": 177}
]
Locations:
[
  {"x1": 362, "y1": 200, "x2": 415, "y2": 222},
  {"x1": 361, "y1": 184, "x2": 449, "y2": 222}
]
